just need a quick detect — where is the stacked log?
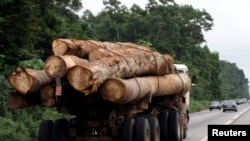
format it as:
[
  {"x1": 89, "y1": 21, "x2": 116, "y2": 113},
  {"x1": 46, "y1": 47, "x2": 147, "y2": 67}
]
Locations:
[
  {"x1": 5, "y1": 38, "x2": 190, "y2": 110},
  {"x1": 6, "y1": 92, "x2": 40, "y2": 110},
  {"x1": 67, "y1": 51, "x2": 173, "y2": 95},
  {"x1": 39, "y1": 85, "x2": 56, "y2": 107},
  {"x1": 100, "y1": 73, "x2": 191, "y2": 104},
  {"x1": 8, "y1": 66, "x2": 51, "y2": 94},
  {"x1": 52, "y1": 39, "x2": 151, "y2": 58},
  {"x1": 44, "y1": 55, "x2": 89, "y2": 78}
]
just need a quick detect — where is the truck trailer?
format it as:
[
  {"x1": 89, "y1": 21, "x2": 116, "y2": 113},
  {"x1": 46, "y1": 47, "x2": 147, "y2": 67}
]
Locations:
[{"x1": 6, "y1": 39, "x2": 195, "y2": 141}]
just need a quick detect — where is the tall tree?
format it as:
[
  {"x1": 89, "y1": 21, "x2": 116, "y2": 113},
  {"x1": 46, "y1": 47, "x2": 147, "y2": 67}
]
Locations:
[
  {"x1": 0, "y1": 0, "x2": 86, "y2": 76},
  {"x1": 81, "y1": 0, "x2": 223, "y2": 101}
]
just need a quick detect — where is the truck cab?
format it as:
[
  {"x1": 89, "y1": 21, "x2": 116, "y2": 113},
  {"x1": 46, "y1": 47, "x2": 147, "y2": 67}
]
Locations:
[{"x1": 174, "y1": 64, "x2": 189, "y2": 74}]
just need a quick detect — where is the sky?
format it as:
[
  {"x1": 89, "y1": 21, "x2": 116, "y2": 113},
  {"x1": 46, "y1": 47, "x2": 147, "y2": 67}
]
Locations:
[{"x1": 80, "y1": 0, "x2": 250, "y2": 82}]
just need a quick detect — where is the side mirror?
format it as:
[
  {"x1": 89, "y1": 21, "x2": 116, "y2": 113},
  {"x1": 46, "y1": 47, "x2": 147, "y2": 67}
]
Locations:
[{"x1": 191, "y1": 76, "x2": 197, "y2": 85}]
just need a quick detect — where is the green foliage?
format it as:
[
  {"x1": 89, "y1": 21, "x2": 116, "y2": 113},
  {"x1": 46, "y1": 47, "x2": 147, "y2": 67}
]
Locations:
[
  {"x1": 137, "y1": 39, "x2": 153, "y2": 47},
  {"x1": 189, "y1": 98, "x2": 210, "y2": 113},
  {"x1": 0, "y1": 0, "x2": 249, "y2": 140},
  {"x1": 0, "y1": 75, "x2": 12, "y2": 116},
  {"x1": 81, "y1": 0, "x2": 233, "y2": 102},
  {"x1": 0, "y1": 117, "x2": 32, "y2": 141},
  {"x1": 19, "y1": 58, "x2": 44, "y2": 70},
  {"x1": 0, "y1": 0, "x2": 85, "y2": 140},
  {"x1": 219, "y1": 61, "x2": 249, "y2": 100}
]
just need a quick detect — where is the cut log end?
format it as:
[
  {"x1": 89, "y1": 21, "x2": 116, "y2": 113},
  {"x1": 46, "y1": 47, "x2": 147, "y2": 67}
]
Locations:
[
  {"x1": 44, "y1": 55, "x2": 67, "y2": 78},
  {"x1": 6, "y1": 92, "x2": 39, "y2": 109},
  {"x1": 52, "y1": 39, "x2": 69, "y2": 55},
  {"x1": 39, "y1": 85, "x2": 55, "y2": 100},
  {"x1": 67, "y1": 66, "x2": 93, "y2": 92},
  {"x1": 41, "y1": 99, "x2": 56, "y2": 107},
  {"x1": 8, "y1": 70, "x2": 34, "y2": 94},
  {"x1": 88, "y1": 49, "x2": 105, "y2": 61},
  {"x1": 100, "y1": 78, "x2": 125, "y2": 102},
  {"x1": 6, "y1": 93, "x2": 24, "y2": 109},
  {"x1": 39, "y1": 85, "x2": 56, "y2": 107}
]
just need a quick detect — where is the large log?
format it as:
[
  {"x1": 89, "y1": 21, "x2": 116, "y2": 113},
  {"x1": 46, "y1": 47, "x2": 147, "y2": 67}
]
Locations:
[
  {"x1": 67, "y1": 52, "x2": 174, "y2": 95},
  {"x1": 8, "y1": 67, "x2": 51, "y2": 94},
  {"x1": 6, "y1": 92, "x2": 40, "y2": 109},
  {"x1": 52, "y1": 39, "x2": 151, "y2": 58},
  {"x1": 100, "y1": 73, "x2": 191, "y2": 104},
  {"x1": 44, "y1": 55, "x2": 89, "y2": 78},
  {"x1": 52, "y1": 39, "x2": 99, "y2": 57}
]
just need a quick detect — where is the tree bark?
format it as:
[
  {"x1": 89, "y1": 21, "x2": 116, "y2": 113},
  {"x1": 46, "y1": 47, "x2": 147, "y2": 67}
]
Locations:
[
  {"x1": 6, "y1": 92, "x2": 40, "y2": 109},
  {"x1": 44, "y1": 55, "x2": 89, "y2": 78},
  {"x1": 100, "y1": 73, "x2": 191, "y2": 104},
  {"x1": 8, "y1": 67, "x2": 51, "y2": 94},
  {"x1": 52, "y1": 39, "x2": 99, "y2": 58},
  {"x1": 88, "y1": 48, "x2": 151, "y2": 62},
  {"x1": 67, "y1": 52, "x2": 174, "y2": 95},
  {"x1": 52, "y1": 39, "x2": 151, "y2": 58}
]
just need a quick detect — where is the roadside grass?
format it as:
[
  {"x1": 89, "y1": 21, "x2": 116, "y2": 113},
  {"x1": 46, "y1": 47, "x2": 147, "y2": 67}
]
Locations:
[{"x1": 189, "y1": 99, "x2": 210, "y2": 113}]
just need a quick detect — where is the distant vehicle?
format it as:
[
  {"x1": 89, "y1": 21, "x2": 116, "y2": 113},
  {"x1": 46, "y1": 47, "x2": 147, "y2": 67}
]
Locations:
[
  {"x1": 235, "y1": 99, "x2": 246, "y2": 105},
  {"x1": 241, "y1": 98, "x2": 247, "y2": 104},
  {"x1": 220, "y1": 100, "x2": 228, "y2": 106},
  {"x1": 209, "y1": 101, "x2": 221, "y2": 111},
  {"x1": 222, "y1": 100, "x2": 237, "y2": 112},
  {"x1": 235, "y1": 99, "x2": 241, "y2": 105}
]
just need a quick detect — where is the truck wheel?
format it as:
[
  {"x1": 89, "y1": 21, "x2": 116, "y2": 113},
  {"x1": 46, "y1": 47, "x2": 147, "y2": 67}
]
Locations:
[
  {"x1": 135, "y1": 117, "x2": 150, "y2": 141},
  {"x1": 121, "y1": 118, "x2": 135, "y2": 141},
  {"x1": 38, "y1": 120, "x2": 53, "y2": 141},
  {"x1": 158, "y1": 110, "x2": 169, "y2": 141},
  {"x1": 168, "y1": 111, "x2": 182, "y2": 141},
  {"x1": 51, "y1": 118, "x2": 69, "y2": 141},
  {"x1": 148, "y1": 117, "x2": 160, "y2": 141},
  {"x1": 182, "y1": 111, "x2": 188, "y2": 139},
  {"x1": 183, "y1": 127, "x2": 187, "y2": 139}
]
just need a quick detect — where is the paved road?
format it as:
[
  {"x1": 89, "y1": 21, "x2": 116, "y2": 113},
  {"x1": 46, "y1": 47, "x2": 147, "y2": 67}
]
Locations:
[
  {"x1": 231, "y1": 107, "x2": 250, "y2": 124},
  {"x1": 185, "y1": 103, "x2": 250, "y2": 141}
]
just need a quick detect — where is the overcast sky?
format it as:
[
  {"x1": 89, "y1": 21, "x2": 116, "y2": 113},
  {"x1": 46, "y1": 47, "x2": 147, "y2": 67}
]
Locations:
[{"x1": 80, "y1": 0, "x2": 250, "y2": 82}]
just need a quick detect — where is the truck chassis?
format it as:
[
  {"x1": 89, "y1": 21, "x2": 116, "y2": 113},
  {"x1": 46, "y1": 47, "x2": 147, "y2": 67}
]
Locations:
[{"x1": 38, "y1": 91, "x2": 189, "y2": 141}]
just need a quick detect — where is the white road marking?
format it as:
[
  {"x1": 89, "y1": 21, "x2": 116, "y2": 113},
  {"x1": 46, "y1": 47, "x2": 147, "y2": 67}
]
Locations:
[{"x1": 200, "y1": 136, "x2": 207, "y2": 141}]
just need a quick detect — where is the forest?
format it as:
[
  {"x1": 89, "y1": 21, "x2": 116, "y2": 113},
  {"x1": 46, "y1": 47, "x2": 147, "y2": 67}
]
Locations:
[{"x1": 0, "y1": 0, "x2": 249, "y2": 140}]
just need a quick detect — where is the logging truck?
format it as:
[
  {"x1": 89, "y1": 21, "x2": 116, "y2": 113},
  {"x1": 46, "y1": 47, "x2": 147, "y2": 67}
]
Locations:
[{"x1": 6, "y1": 39, "x2": 195, "y2": 141}]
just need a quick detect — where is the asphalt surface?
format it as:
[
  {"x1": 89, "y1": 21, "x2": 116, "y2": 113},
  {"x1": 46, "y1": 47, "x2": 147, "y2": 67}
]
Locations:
[{"x1": 231, "y1": 107, "x2": 250, "y2": 124}]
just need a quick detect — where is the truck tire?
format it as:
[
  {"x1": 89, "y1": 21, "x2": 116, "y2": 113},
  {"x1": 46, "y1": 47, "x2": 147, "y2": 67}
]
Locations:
[
  {"x1": 182, "y1": 105, "x2": 189, "y2": 139},
  {"x1": 121, "y1": 118, "x2": 135, "y2": 141},
  {"x1": 183, "y1": 127, "x2": 187, "y2": 139},
  {"x1": 168, "y1": 111, "x2": 182, "y2": 141},
  {"x1": 38, "y1": 120, "x2": 53, "y2": 141},
  {"x1": 179, "y1": 112, "x2": 185, "y2": 140},
  {"x1": 135, "y1": 117, "x2": 150, "y2": 141},
  {"x1": 148, "y1": 117, "x2": 160, "y2": 141},
  {"x1": 51, "y1": 118, "x2": 69, "y2": 141},
  {"x1": 158, "y1": 110, "x2": 168, "y2": 141}
]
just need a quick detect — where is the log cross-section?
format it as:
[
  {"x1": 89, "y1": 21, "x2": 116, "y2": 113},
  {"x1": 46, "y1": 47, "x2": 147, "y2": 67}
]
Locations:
[
  {"x1": 44, "y1": 55, "x2": 89, "y2": 78},
  {"x1": 8, "y1": 67, "x2": 51, "y2": 94},
  {"x1": 6, "y1": 92, "x2": 40, "y2": 109}
]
